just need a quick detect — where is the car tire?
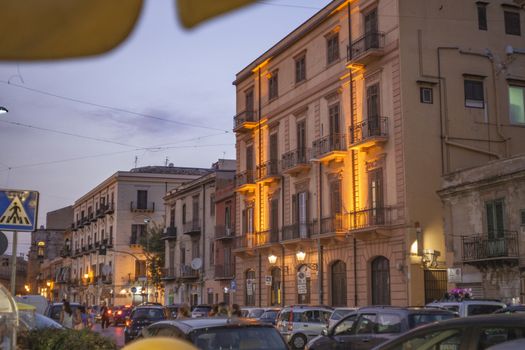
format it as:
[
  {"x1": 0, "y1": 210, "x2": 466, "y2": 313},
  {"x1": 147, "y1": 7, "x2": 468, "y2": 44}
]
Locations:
[{"x1": 290, "y1": 334, "x2": 307, "y2": 350}]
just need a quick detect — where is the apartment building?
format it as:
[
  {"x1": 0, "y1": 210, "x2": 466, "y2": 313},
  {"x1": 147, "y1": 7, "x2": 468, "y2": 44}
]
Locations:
[
  {"x1": 163, "y1": 159, "x2": 235, "y2": 306},
  {"x1": 67, "y1": 165, "x2": 208, "y2": 306},
  {"x1": 232, "y1": 0, "x2": 525, "y2": 307}
]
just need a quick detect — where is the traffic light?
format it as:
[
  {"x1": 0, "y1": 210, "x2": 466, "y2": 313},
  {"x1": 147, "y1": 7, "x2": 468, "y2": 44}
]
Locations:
[{"x1": 99, "y1": 244, "x2": 106, "y2": 256}]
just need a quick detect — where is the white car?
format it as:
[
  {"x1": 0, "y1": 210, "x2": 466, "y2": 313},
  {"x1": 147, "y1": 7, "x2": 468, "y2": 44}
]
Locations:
[
  {"x1": 426, "y1": 300, "x2": 505, "y2": 317},
  {"x1": 327, "y1": 307, "x2": 357, "y2": 329}
]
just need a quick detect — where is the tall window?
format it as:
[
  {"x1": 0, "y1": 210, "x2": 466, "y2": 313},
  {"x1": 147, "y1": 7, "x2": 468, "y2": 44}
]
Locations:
[
  {"x1": 246, "y1": 145, "x2": 254, "y2": 171},
  {"x1": 192, "y1": 239, "x2": 200, "y2": 259},
  {"x1": 209, "y1": 242, "x2": 214, "y2": 265},
  {"x1": 270, "y1": 267, "x2": 282, "y2": 306},
  {"x1": 192, "y1": 195, "x2": 200, "y2": 223},
  {"x1": 245, "y1": 270, "x2": 256, "y2": 306},
  {"x1": 210, "y1": 193, "x2": 215, "y2": 216},
  {"x1": 169, "y1": 206, "x2": 175, "y2": 227},
  {"x1": 137, "y1": 190, "x2": 148, "y2": 209},
  {"x1": 509, "y1": 85, "x2": 525, "y2": 124},
  {"x1": 225, "y1": 204, "x2": 231, "y2": 229},
  {"x1": 270, "y1": 198, "x2": 279, "y2": 242},
  {"x1": 367, "y1": 84, "x2": 380, "y2": 135},
  {"x1": 182, "y1": 203, "x2": 187, "y2": 224},
  {"x1": 504, "y1": 11, "x2": 521, "y2": 36},
  {"x1": 326, "y1": 33, "x2": 339, "y2": 64},
  {"x1": 364, "y1": 8, "x2": 379, "y2": 49},
  {"x1": 464, "y1": 79, "x2": 484, "y2": 108},
  {"x1": 486, "y1": 199, "x2": 505, "y2": 239},
  {"x1": 269, "y1": 71, "x2": 279, "y2": 100},
  {"x1": 293, "y1": 192, "x2": 309, "y2": 238},
  {"x1": 135, "y1": 260, "x2": 147, "y2": 278},
  {"x1": 477, "y1": 3, "x2": 487, "y2": 30},
  {"x1": 297, "y1": 120, "x2": 307, "y2": 162},
  {"x1": 131, "y1": 224, "x2": 146, "y2": 244},
  {"x1": 295, "y1": 55, "x2": 306, "y2": 83},
  {"x1": 245, "y1": 89, "x2": 254, "y2": 119},
  {"x1": 371, "y1": 256, "x2": 390, "y2": 305},
  {"x1": 180, "y1": 245, "x2": 186, "y2": 265},
  {"x1": 269, "y1": 133, "x2": 278, "y2": 174}
]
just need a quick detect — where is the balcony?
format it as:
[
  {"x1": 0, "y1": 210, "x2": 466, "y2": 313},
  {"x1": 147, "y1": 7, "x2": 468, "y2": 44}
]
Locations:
[
  {"x1": 130, "y1": 201, "x2": 155, "y2": 213},
  {"x1": 71, "y1": 223, "x2": 77, "y2": 232},
  {"x1": 215, "y1": 225, "x2": 235, "y2": 241},
  {"x1": 178, "y1": 265, "x2": 199, "y2": 280},
  {"x1": 462, "y1": 231, "x2": 519, "y2": 266},
  {"x1": 347, "y1": 31, "x2": 385, "y2": 66},
  {"x1": 161, "y1": 267, "x2": 177, "y2": 280},
  {"x1": 183, "y1": 219, "x2": 201, "y2": 236},
  {"x1": 88, "y1": 243, "x2": 93, "y2": 251},
  {"x1": 102, "y1": 238, "x2": 113, "y2": 248},
  {"x1": 312, "y1": 214, "x2": 349, "y2": 242},
  {"x1": 161, "y1": 226, "x2": 177, "y2": 240},
  {"x1": 348, "y1": 117, "x2": 388, "y2": 150},
  {"x1": 233, "y1": 110, "x2": 258, "y2": 133},
  {"x1": 235, "y1": 170, "x2": 256, "y2": 194},
  {"x1": 348, "y1": 207, "x2": 394, "y2": 239},
  {"x1": 233, "y1": 234, "x2": 256, "y2": 258},
  {"x1": 282, "y1": 223, "x2": 312, "y2": 243},
  {"x1": 256, "y1": 160, "x2": 280, "y2": 184},
  {"x1": 77, "y1": 220, "x2": 83, "y2": 229},
  {"x1": 96, "y1": 208, "x2": 105, "y2": 218},
  {"x1": 89, "y1": 213, "x2": 96, "y2": 222},
  {"x1": 256, "y1": 229, "x2": 280, "y2": 247},
  {"x1": 215, "y1": 264, "x2": 235, "y2": 280},
  {"x1": 312, "y1": 133, "x2": 347, "y2": 164},
  {"x1": 282, "y1": 148, "x2": 311, "y2": 176},
  {"x1": 60, "y1": 247, "x2": 71, "y2": 258},
  {"x1": 105, "y1": 202, "x2": 115, "y2": 214}
]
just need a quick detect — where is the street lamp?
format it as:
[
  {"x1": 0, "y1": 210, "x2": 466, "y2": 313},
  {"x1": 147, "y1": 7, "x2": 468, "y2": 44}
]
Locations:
[
  {"x1": 0, "y1": 106, "x2": 7, "y2": 114},
  {"x1": 268, "y1": 254, "x2": 277, "y2": 265},
  {"x1": 296, "y1": 250, "x2": 306, "y2": 262}
]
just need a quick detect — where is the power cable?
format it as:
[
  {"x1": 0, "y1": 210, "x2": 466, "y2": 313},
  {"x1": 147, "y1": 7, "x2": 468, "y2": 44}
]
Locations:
[{"x1": 0, "y1": 81, "x2": 230, "y2": 133}]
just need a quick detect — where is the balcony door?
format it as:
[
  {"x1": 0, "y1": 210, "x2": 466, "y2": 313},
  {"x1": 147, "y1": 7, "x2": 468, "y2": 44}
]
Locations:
[
  {"x1": 486, "y1": 199, "x2": 505, "y2": 257},
  {"x1": 246, "y1": 145, "x2": 254, "y2": 172},
  {"x1": 269, "y1": 133, "x2": 278, "y2": 174},
  {"x1": 330, "y1": 180, "x2": 342, "y2": 230},
  {"x1": 331, "y1": 260, "x2": 347, "y2": 306},
  {"x1": 245, "y1": 89, "x2": 254, "y2": 119},
  {"x1": 329, "y1": 103, "x2": 341, "y2": 150},
  {"x1": 297, "y1": 192, "x2": 308, "y2": 238},
  {"x1": 297, "y1": 120, "x2": 306, "y2": 162},
  {"x1": 270, "y1": 267, "x2": 282, "y2": 306},
  {"x1": 368, "y1": 168, "x2": 384, "y2": 225},
  {"x1": 270, "y1": 198, "x2": 279, "y2": 242},
  {"x1": 137, "y1": 190, "x2": 148, "y2": 210},
  {"x1": 366, "y1": 84, "x2": 380, "y2": 136},
  {"x1": 371, "y1": 256, "x2": 390, "y2": 305},
  {"x1": 364, "y1": 8, "x2": 378, "y2": 49}
]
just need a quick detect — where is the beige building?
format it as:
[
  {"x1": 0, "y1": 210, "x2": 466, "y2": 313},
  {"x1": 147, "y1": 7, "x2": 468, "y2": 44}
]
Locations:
[
  {"x1": 163, "y1": 160, "x2": 235, "y2": 306},
  {"x1": 68, "y1": 165, "x2": 208, "y2": 306},
  {"x1": 439, "y1": 155, "x2": 525, "y2": 303},
  {"x1": 232, "y1": 0, "x2": 525, "y2": 307}
]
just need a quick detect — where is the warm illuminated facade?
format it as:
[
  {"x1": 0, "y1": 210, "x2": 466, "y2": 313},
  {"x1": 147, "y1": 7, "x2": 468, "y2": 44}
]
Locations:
[
  {"x1": 163, "y1": 160, "x2": 236, "y2": 306},
  {"x1": 67, "y1": 166, "x2": 207, "y2": 306},
  {"x1": 233, "y1": 0, "x2": 525, "y2": 306}
]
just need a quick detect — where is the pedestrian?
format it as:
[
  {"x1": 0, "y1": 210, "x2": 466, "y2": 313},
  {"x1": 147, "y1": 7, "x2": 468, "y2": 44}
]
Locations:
[
  {"x1": 230, "y1": 304, "x2": 242, "y2": 317},
  {"x1": 177, "y1": 304, "x2": 191, "y2": 319},
  {"x1": 86, "y1": 306, "x2": 95, "y2": 329},
  {"x1": 80, "y1": 305, "x2": 89, "y2": 329},
  {"x1": 59, "y1": 301, "x2": 74, "y2": 329},
  {"x1": 73, "y1": 307, "x2": 83, "y2": 330},
  {"x1": 100, "y1": 301, "x2": 110, "y2": 329},
  {"x1": 216, "y1": 302, "x2": 228, "y2": 317}
]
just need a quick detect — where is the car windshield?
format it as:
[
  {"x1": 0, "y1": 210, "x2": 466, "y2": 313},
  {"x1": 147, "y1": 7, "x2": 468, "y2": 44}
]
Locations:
[
  {"x1": 248, "y1": 309, "x2": 265, "y2": 318},
  {"x1": 132, "y1": 308, "x2": 164, "y2": 319},
  {"x1": 408, "y1": 313, "x2": 456, "y2": 328},
  {"x1": 190, "y1": 326, "x2": 287, "y2": 350},
  {"x1": 194, "y1": 307, "x2": 211, "y2": 313},
  {"x1": 261, "y1": 311, "x2": 278, "y2": 319},
  {"x1": 49, "y1": 304, "x2": 80, "y2": 321},
  {"x1": 331, "y1": 309, "x2": 353, "y2": 321}
]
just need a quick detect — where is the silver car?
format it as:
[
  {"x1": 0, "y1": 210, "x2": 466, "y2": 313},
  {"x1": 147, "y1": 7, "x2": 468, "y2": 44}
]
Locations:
[
  {"x1": 327, "y1": 307, "x2": 357, "y2": 329},
  {"x1": 276, "y1": 305, "x2": 333, "y2": 350},
  {"x1": 426, "y1": 300, "x2": 505, "y2": 317}
]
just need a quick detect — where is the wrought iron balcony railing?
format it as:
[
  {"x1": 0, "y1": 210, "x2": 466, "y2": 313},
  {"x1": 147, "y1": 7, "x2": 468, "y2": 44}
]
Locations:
[
  {"x1": 233, "y1": 110, "x2": 258, "y2": 130},
  {"x1": 462, "y1": 231, "x2": 519, "y2": 263},
  {"x1": 235, "y1": 170, "x2": 256, "y2": 189},
  {"x1": 215, "y1": 225, "x2": 235, "y2": 240},
  {"x1": 256, "y1": 229, "x2": 279, "y2": 245},
  {"x1": 347, "y1": 207, "x2": 393, "y2": 230},
  {"x1": 347, "y1": 31, "x2": 385, "y2": 62},
  {"x1": 179, "y1": 265, "x2": 199, "y2": 279},
  {"x1": 183, "y1": 219, "x2": 201, "y2": 235},
  {"x1": 161, "y1": 267, "x2": 177, "y2": 280},
  {"x1": 312, "y1": 133, "x2": 346, "y2": 159},
  {"x1": 349, "y1": 117, "x2": 388, "y2": 146},
  {"x1": 282, "y1": 222, "x2": 312, "y2": 241},
  {"x1": 215, "y1": 264, "x2": 235, "y2": 279},
  {"x1": 130, "y1": 201, "x2": 155, "y2": 212},
  {"x1": 281, "y1": 148, "x2": 311, "y2": 172},
  {"x1": 256, "y1": 160, "x2": 280, "y2": 181}
]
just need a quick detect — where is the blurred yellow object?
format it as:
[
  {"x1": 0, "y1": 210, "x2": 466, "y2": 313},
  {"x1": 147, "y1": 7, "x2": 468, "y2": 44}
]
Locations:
[
  {"x1": 177, "y1": 0, "x2": 255, "y2": 28},
  {"x1": 16, "y1": 302, "x2": 36, "y2": 311},
  {"x1": 0, "y1": 0, "x2": 143, "y2": 60},
  {"x1": 122, "y1": 337, "x2": 198, "y2": 350}
]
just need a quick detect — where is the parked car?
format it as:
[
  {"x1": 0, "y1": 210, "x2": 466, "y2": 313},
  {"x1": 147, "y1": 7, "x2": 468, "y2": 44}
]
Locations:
[
  {"x1": 276, "y1": 305, "x2": 333, "y2": 350},
  {"x1": 44, "y1": 302, "x2": 81, "y2": 322},
  {"x1": 426, "y1": 300, "x2": 506, "y2": 317},
  {"x1": 240, "y1": 307, "x2": 259, "y2": 318},
  {"x1": 165, "y1": 303, "x2": 187, "y2": 319},
  {"x1": 15, "y1": 295, "x2": 49, "y2": 315},
  {"x1": 372, "y1": 314, "x2": 525, "y2": 350},
  {"x1": 306, "y1": 306, "x2": 456, "y2": 350},
  {"x1": 327, "y1": 307, "x2": 358, "y2": 329},
  {"x1": 493, "y1": 304, "x2": 525, "y2": 314},
  {"x1": 191, "y1": 304, "x2": 213, "y2": 318},
  {"x1": 259, "y1": 308, "x2": 282, "y2": 325},
  {"x1": 124, "y1": 305, "x2": 169, "y2": 344},
  {"x1": 113, "y1": 305, "x2": 133, "y2": 326},
  {"x1": 140, "y1": 317, "x2": 289, "y2": 350},
  {"x1": 19, "y1": 312, "x2": 64, "y2": 331}
]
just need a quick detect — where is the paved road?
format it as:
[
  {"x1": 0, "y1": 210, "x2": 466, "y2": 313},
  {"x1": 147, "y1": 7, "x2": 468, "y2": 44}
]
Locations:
[{"x1": 92, "y1": 323, "x2": 125, "y2": 348}]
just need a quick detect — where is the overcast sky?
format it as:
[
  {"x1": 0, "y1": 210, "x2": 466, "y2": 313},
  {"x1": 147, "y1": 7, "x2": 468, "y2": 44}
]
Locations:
[{"x1": 0, "y1": 0, "x2": 329, "y2": 256}]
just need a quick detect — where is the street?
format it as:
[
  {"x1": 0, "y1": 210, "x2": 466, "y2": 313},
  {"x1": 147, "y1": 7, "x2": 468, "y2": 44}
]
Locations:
[{"x1": 92, "y1": 323, "x2": 125, "y2": 349}]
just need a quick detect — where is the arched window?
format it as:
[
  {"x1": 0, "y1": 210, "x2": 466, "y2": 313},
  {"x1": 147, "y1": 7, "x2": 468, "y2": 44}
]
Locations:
[
  {"x1": 371, "y1": 256, "x2": 390, "y2": 305},
  {"x1": 297, "y1": 265, "x2": 311, "y2": 304},
  {"x1": 270, "y1": 267, "x2": 281, "y2": 306},
  {"x1": 245, "y1": 269, "x2": 256, "y2": 306},
  {"x1": 331, "y1": 260, "x2": 347, "y2": 306}
]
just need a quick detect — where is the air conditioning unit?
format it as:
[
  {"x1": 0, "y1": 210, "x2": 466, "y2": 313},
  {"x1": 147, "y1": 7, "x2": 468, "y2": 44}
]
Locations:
[{"x1": 225, "y1": 228, "x2": 232, "y2": 236}]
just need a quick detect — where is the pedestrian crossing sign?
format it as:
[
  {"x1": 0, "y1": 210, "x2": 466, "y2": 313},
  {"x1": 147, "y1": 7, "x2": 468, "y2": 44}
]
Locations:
[{"x1": 0, "y1": 190, "x2": 39, "y2": 231}]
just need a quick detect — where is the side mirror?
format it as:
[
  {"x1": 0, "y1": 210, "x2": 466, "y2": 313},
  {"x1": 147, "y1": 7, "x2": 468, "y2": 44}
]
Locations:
[{"x1": 321, "y1": 329, "x2": 328, "y2": 336}]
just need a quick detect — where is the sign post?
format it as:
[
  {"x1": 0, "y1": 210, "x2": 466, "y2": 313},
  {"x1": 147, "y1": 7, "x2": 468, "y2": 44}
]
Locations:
[{"x1": 0, "y1": 190, "x2": 39, "y2": 295}]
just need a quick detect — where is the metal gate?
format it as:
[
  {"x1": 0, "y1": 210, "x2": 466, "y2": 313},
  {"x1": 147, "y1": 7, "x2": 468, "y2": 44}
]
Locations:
[{"x1": 424, "y1": 269, "x2": 447, "y2": 304}]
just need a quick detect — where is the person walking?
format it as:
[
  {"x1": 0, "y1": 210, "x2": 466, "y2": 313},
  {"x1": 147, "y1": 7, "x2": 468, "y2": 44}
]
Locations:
[
  {"x1": 73, "y1": 307, "x2": 83, "y2": 330},
  {"x1": 59, "y1": 301, "x2": 74, "y2": 329},
  {"x1": 100, "y1": 301, "x2": 110, "y2": 329}
]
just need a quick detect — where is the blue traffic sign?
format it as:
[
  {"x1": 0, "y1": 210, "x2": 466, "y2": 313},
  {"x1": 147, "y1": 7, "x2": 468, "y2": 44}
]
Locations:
[
  {"x1": 230, "y1": 279, "x2": 237, "y2": 291},
  {"x1": 0, "y1": 190, "x2": 39, "y2": 231},
  {"x1": 130, "y1": 287, "x2": 137, "y2": 293}
]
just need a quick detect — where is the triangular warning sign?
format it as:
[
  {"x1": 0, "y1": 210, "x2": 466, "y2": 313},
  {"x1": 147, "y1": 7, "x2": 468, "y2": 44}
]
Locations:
[{"x1": 0, "y1": 196, "x2": 31, "y2": 226}]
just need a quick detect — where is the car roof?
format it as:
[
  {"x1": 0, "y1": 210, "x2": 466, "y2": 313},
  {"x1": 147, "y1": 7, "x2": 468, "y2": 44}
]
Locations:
[
  {"x1": 428, "y1": 300, "x2": 505, "y2": 305},
  {"x1": 149, "y1": 317, "x2": 266, "y2": 333},
  {"x1": 357, "y1": 306, "x2": 455, "y2": 315},
  {"x1": 281, "y1": 305, "x2": 333, "y2": 311},
  {"x1": 133, "y1": 305, "x2": 165, "y2": 310}
]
